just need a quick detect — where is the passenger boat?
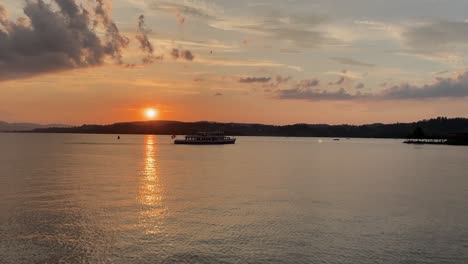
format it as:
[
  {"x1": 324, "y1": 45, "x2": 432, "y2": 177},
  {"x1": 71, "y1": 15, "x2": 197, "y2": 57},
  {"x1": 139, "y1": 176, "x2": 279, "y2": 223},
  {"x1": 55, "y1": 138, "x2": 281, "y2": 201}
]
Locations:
[{"x1": 173, "y1": 132, "x2": 236, "y2": 145}]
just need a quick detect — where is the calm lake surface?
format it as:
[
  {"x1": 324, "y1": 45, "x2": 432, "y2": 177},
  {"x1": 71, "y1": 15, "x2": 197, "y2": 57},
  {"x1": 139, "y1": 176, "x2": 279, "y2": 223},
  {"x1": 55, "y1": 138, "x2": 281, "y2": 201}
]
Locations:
[{"x1": 1, "y1": 133, "x2": 468, "y2": 264}]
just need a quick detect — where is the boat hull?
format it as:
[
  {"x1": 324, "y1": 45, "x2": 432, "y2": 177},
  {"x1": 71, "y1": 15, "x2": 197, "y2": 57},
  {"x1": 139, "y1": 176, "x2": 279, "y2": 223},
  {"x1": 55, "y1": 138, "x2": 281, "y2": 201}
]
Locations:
[{"x1": 174, "y1": 139, "x2": 236, "y2": 145}]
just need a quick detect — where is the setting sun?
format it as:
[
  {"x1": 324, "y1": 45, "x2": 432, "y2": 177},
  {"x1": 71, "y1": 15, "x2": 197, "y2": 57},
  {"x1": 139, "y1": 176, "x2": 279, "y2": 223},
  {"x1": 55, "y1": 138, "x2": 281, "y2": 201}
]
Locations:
[{"x1": 144, "y1": 108, "x2": 158, "y2": 119}]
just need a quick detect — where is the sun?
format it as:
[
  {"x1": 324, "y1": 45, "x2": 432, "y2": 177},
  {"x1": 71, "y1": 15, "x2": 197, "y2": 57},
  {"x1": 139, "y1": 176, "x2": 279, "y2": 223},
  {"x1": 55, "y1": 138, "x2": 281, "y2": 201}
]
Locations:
[{"x1": 144, "y1": 108, "x2": 158, "y2": 119}]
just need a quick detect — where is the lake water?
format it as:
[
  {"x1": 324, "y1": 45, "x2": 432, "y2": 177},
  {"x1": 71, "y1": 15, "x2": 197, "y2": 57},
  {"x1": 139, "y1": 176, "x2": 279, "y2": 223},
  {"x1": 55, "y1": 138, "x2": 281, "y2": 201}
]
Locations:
[{"x1": 1, "y1": 133, "x2": 468, "y2": 264}]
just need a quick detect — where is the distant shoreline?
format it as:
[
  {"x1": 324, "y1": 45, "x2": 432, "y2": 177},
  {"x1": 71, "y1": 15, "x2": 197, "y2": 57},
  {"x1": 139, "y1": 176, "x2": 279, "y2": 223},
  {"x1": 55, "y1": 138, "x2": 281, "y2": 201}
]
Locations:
[
  {"x1": 3, "y1": 130, "x2": 404, "y2": 139},
  {"x1": 1, "y1": 117, "x2": 468, "y2": 144}
]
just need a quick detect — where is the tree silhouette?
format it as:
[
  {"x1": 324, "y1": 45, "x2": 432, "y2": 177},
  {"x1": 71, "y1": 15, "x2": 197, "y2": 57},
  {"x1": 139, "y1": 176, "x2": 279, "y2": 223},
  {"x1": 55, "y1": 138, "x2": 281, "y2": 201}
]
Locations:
[{"x1": 411, "y1": 126, "x2": 426, "y2": 141}]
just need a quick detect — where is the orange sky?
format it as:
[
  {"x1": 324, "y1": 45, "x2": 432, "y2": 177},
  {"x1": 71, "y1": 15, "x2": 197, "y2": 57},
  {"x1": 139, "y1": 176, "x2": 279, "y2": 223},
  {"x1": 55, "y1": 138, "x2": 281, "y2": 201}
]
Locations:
[{"x1": 2, "y1": 0, "x2": 468, "y2": 125}]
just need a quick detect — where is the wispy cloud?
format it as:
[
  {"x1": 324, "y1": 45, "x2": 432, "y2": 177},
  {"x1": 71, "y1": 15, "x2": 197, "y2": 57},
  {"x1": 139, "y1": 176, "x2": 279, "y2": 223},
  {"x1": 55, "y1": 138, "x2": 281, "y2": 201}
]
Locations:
[
  {"x1": 403, "y1": 20, "x2": 468, "y2": 50},
  {"x1": 239, "y1": 77, "x2": 272, "y2": 83},
  {"x1": 194, "y1": 57, "x2": 303, "y2": 71},
  {"x1": 149, "y1": 0, "x2": 340, "y2": 48},
  {"x1": 325, "y1": 70, "x2": 365, "y2": 80},
  {"x1": 149, "y1": 0, "x2": 220, "y2": 20},
  {"x1": 391, "y1": 20, "x2": 468, "y2": 66},
  {"x1": 330, "y1": 57, "x2": 375, "y2": 68},
  {"x1": 355, "y1": 83, "x2": 365, "y2": 89}
]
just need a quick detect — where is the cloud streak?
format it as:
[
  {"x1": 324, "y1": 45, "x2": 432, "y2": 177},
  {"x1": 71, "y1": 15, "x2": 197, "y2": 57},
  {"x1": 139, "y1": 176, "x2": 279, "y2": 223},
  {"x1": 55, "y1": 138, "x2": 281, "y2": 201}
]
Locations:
[
  {"x1": 330, "y1": 57, "x2": 375, "y2": 68},
  {"x1": 239, "y1": 76, "x2": 271, "y2": 83},
  {"x1": 278, "y1": 87, "x2": 358, "y2": 101}
]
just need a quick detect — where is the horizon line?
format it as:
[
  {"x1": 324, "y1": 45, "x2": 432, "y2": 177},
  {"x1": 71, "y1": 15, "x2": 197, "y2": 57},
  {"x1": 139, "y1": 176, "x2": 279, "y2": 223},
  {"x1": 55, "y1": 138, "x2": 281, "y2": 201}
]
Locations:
[{"x1": 2, "y1": 116, "x2": 463, "y2": 128}]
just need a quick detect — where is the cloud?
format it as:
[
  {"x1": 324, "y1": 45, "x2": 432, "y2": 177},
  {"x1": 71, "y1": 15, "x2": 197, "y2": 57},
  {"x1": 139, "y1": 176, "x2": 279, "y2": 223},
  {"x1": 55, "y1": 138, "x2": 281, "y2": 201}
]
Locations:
[
  {"x1": 212, "y1": 12, "x2": 337, "y2": 48},
  {"x1": 330, "y1": 57, "x2": 375, "y2": 68},
  {"x1": 277, "y1": 87, "x2": 359, "y2": 101},
  {"x1": 149, "y1": 0, "x2": 219, "y2": 21},
  {"x1": 181, "y1": 50, "x2": 194, "y2": 60},
  {"x1": 275, "y1": 75, "x2": 292, "y2": 84},
  {"x1": 355, "y1": 83, "x2": 365, "y2": 89},
  {"x1": 262, "y1": 75, "x2": 293, "y2": 89},
  {"x1": 329, "y1": 76, "x2": 345, "y2": 86},
  {"x1": 276, "y1": 71, "x2": 468, "y2": 102},
  {"x1": 214, "y1": 92, "x2": 223, "y2": 96},
  {"x1": 403, "y1": 20, "x2": 468, "y2": 51},
  {"x1": 170, "y1": 48, "x2": 195, "y2": 61},
  {"x1": 0, "y1": 0, "x2": 129, "y2": 81},
  {"x1": 194, "y1": 57, "x2": 303, "y2": 72},
  {"x1": 393, "y1": 49, "x2": 464, "y2": 66},
  {"x1": 149, "y1": 0, "x2": 339, "y2": 48},
  {"x1": 396, "y1": 20, "x2": 468, "y2": 66},
  {"x1": 136, "y1": 14, "x2": 157, "y2": 64},
  {"x1": 272, "y1": 75, "x2": 292, "y2": 86},
  {"x1": 275, "y1": 79, "x2": 363, "y2": 101},
  {"x1": 298, "y1": 79, "x2": 320, "y2": 88},
  {"x1": 381, "y1": 71, "x2": 468, "y2": 99},
  {"x1": 279, "y1": 48, "x2": 302, "y2": 53},
  {"x1": 239, "y1": 76, "x2": 271, "y2": 83},
  {"x1": 326, "y1": 69, "x2": 364, "y2": 80},
  {"x1": 94, "y1": 0, "x2": 130, "y2": 64},
  {"x1": 155, "y1": 38, "x2": 240, "y2": 53}
]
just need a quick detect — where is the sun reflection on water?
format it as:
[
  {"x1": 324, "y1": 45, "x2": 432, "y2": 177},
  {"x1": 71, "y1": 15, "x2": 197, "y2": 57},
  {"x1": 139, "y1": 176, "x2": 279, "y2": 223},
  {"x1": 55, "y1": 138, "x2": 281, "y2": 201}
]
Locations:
[{"x1": 138, "y1": 135, "x2": 166, "y2": 234}]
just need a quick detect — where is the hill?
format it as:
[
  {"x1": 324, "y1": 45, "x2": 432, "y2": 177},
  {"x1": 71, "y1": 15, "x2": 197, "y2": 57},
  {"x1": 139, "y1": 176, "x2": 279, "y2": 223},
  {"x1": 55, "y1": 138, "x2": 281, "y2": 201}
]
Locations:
[
  {"x1": 0, "y1": 121, "x2": 70, "y2": 132},
  {"x1": 25, "y1": 117, "x2": 468, "y2": 139}
]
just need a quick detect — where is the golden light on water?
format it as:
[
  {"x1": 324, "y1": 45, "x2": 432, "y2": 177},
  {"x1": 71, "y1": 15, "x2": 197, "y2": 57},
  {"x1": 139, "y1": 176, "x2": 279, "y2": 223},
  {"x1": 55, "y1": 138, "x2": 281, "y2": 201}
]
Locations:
[{"x1": 138, "y1": 135, "x2": 166, "y2": 234}]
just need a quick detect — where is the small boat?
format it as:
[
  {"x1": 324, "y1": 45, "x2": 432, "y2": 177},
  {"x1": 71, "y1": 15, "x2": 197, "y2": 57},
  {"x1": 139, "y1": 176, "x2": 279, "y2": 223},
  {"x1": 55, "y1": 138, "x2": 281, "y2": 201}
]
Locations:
[{"x1": 174, "y1": 132, "x2": 236, "y2": 145}]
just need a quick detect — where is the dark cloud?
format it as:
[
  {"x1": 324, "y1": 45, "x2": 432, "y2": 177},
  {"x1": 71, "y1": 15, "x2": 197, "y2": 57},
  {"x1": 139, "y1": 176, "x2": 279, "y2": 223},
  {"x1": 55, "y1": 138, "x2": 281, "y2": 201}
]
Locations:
[
  {"x1": 170, "y1": 48, "x2": 195, "y2": 61},
  {"x1": 136, "y1": 14, "x2": 157, "y2": 64},
  {"x1": 298, "y1": 79, "x2": 320, "y2": 88},
  {"x1": 239, "y1": 76, "x2": 272, "y2": 83},
  {"x1": 214, "y1": 92, "x2": 223, "y2": 96},
  {"x1": 330, "y1": 57, "x2": 375, "y2": 68},
  {"x1": 0, "y1": 0, "x2": 130, "y2": 81},
  {"x1": 170, "y1": 48, "x2": 180, "y2": 59},
  {"x1": 381, "y1": 71, "x2": 468, "y2": 99},
  {"x1": 355, "y1": 83, "x2": 365, "y2": 89},
  {"x1": 181, "y1": 50, "x2": 194, "y2": 61}
]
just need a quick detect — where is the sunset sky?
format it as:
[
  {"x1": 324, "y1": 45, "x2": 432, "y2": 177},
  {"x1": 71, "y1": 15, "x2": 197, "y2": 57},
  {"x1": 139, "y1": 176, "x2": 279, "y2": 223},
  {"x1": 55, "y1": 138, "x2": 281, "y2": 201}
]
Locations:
[{"x1": 2, "y1": 0, "x2": 468, "y2": 125}]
